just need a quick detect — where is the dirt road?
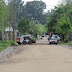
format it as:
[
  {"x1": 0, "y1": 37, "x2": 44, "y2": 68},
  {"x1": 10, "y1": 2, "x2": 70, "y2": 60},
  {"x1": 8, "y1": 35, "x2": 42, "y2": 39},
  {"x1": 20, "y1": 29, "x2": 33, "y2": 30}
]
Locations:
[{"x1": 0, "y1": 37, "x2": 72, "y2": 72}]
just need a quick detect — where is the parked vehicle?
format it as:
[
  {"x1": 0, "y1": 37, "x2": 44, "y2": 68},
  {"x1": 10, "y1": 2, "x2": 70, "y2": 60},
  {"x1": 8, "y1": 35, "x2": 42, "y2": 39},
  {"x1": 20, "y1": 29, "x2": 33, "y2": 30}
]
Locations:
[
  {"x1": 16, "y1": 37, "x2": 21, "y2": 44},
  {"x1": 52, "y1": 35, "x2": 60, "y2": 41},
  {"x1": 37, "y1": 35, "x2": 43, "y2": 39},
  {"x1": 42, "y1": 35, "x2": 44, "y2": 37},
  {"x1": 16, "y1": 35, "x2": 36, "y2": 44},
  {"x1": 49, "y1": 37, "x2": 58, "y2": 44}
]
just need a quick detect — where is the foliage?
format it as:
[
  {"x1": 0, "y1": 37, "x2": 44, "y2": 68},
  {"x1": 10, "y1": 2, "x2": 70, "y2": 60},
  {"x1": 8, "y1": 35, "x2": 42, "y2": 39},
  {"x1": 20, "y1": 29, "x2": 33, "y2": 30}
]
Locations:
[
  {"x1": 47, "y1": 1, "x2": 72, "y2": 42},
  {"x1": 23, "y1": 1, "x2": 47, "y2": 24},
  {"x1": 8, "y1": 0, "x2": 24, "y2": 23},
  {"x1": 29, "y1": 21, "x2": 38, "y2": 35},
  {"x1": 0, "y1": 0, "x2": 6, "y2": 31},
  {"x1": 29, "y1": 20, "x2": 47, "y2": 35},
  {"x1": 59, "y1": 41, "x2": 72, "y2": 46},
  {"x1": 0, "y1": 41, "x2": 16, "y2": 52},
  {"x1": 17, "y1": 18, "x2": 47, "y2": 36},
  {"x1": 0, "y1": 0, "x2": 47, "y2": 41},
  {"x1": 54, "y1": 13, "x2": 72, "y2": 41},
  {"x1": 37, "y1": 24, "x2": 47, "y2": 35},
  {"x1": 8, "y1": 0, "x2": 47, "y2": 25},
  {"x1": 0, "y1": 0, "x2": 9, "y2": 40},
  {"x1": 17, "y1": 17, "x2": 30, "y2": 34}
]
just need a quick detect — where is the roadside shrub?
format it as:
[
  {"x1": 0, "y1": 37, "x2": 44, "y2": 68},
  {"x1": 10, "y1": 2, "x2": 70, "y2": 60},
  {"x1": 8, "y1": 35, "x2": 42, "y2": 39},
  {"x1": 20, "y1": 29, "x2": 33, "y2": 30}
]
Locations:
[
  {"x1": 0, "y1": 41, "x2": 17, "y2": 52},
  {"x1": 10, "y1": 41, "x2": 17, "y2": 46}
]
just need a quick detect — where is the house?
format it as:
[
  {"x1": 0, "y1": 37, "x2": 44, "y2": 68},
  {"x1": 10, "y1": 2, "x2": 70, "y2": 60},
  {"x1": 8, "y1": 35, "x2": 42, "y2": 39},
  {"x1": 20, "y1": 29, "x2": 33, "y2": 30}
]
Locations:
[{"x1": 5, "y1": 27, "x2": 20, "y2": 40}]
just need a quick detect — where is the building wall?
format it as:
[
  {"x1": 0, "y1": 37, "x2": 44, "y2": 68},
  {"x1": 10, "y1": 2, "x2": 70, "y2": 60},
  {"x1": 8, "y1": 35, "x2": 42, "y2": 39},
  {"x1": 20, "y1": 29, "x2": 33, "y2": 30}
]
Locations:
[
  {"x1": 5, "y1": 31, "x2": 19, "y2": 40},
  {"x1": 5, "y1": 32, "x2": 13, "y2": 40}
]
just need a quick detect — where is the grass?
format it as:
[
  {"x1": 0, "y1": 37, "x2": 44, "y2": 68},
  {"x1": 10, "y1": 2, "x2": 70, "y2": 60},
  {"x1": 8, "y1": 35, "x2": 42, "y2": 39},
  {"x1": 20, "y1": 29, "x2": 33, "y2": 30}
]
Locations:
[
  {"x1": 0, "y1": 41, "x2": 17, "y2": 52},
  {"x1": 59, "y1": 41, "x2": 72, "y2": 46}
]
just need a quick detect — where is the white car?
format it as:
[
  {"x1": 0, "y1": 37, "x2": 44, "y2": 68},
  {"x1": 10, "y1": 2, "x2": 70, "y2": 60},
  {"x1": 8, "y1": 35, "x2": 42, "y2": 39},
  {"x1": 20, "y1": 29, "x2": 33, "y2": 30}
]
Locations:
[
  {"x1": 37, "y1": 35, "x2": 43, "y2": 39},
  {"x1": 49, "y1": 38, "x2": 58, "y2": 44},
  {"x1": 52, "y1": 35, "x2": 60, "y2": 41}
]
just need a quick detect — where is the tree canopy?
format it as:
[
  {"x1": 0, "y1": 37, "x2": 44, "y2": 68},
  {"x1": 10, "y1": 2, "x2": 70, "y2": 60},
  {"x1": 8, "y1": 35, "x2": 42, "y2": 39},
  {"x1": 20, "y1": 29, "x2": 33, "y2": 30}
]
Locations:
[
  {"x1": 17, "y1": 17, "x2": 30, "y2": 34},
  {"x1": 47, "y1": 0, "x2": 72, "y2": 42},
  {"x1": 23, "y1": 1, "x2": 47, "y2": 24}
]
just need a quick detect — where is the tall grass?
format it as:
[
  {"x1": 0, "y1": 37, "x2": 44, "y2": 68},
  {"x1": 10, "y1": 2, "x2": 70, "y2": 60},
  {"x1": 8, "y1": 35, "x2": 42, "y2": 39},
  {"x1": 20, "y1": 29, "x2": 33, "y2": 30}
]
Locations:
[{"x1": 0, "y1": 41, "x2": 17, "y2": 52}]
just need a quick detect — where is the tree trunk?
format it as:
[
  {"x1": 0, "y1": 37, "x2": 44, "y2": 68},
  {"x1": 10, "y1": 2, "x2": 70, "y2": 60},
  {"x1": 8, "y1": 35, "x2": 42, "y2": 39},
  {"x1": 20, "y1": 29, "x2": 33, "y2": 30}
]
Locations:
[
  {"x1": 13, "y1": 24, "x2": 16, "y2": 41},
  {"x1": 9, "y1": 24, "x2": 11, "y2": 40},
  {"x1": 13, "y1": 25, "x2": 15, "y2": 41},
  {"x1": 61, "y1": 35, "x2": 64, "y2": 41},
  {"x1": 2, "y1": 18, "x2": 4, "y2": 41}
]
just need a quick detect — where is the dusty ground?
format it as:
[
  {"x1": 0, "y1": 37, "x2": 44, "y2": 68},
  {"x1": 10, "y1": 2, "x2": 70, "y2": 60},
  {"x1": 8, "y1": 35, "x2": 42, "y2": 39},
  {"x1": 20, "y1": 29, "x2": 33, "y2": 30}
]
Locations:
[{"x1": 0, "y1": 37, "x2": 72, "y2": 72}]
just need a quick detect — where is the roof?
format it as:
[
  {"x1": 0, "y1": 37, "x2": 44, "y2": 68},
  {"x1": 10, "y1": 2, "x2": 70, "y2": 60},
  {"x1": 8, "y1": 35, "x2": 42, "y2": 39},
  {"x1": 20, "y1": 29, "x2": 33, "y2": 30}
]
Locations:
[{"x1": 5, "y1": 27, "x2": 18, "y2": 32}]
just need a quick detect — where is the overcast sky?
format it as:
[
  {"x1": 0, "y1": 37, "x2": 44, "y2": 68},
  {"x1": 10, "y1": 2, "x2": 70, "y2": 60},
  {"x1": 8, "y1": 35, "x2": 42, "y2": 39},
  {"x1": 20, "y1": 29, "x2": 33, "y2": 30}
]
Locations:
[{"x1": 22, "y1": 0, "x2": 62, "y2": 12}]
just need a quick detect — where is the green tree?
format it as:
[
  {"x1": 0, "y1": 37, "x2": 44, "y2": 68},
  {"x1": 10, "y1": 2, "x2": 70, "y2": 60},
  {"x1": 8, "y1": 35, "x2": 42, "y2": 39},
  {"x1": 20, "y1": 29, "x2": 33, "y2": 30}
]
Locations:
[
  {"x1": 47, "y1": 1, "x2": 72, "y2": 42},
  {"x1": 8, "y1": 0, "x2": 24, "y2": 22},
  {"x1": 8, "y1": 3, "x2": 16, "y2": 41},
  {"x1": 23, "y1": 1, "x2": 46, "y2": 24},
  {"x1": 29, "y1": 21, "x2": 38, "y2": 35},
  {"x1": 36, "y1": 24, "x2": 47, "y2": 35},
  {"x1": 17, "y1": 17, "x2": 30, "y2": 34},
  {"x1": 54, "y1": 14, "x2": 72, "y2": 42},
  {"x1": 7, "y1": 0, "x2": 25, "y2": 40},
  {"x1": 0, "y1": 0, "x2": 9, "y2": 40}
]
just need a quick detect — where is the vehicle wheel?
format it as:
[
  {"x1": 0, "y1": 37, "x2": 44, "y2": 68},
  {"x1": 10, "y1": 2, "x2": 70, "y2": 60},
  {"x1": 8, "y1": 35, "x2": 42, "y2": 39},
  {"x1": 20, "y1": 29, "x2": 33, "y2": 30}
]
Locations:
[
  {"x1": 34, "y1": 40, "x2": 36, "y2": 43},
  {"x1": 33, "y1": 40, "x2": 36, "y2": 43},
  {"x1": 41, "y1": 38, "x2": 43, "y2": 39},
  {"x1": 28, "y1": 41, "x2": 32, "y2": 44},
  {"x1": 31, "y1": 39, "x2": 35, "y2": 43},
  {"x1": 48, "y1": 38, "x2": 50, "y2": 40},
  {"x1": 56, "y1": 43, "x2": 58, "y2": 45},
  {"x1": 50, "y1": 42, "x2": 51, "y2": 44},
  {"x1": 18, "y1": 42, "x2": 21, "y2": 45},
  {"x1": 23, "y1": 41, "x2": 27, "y2": 45}
]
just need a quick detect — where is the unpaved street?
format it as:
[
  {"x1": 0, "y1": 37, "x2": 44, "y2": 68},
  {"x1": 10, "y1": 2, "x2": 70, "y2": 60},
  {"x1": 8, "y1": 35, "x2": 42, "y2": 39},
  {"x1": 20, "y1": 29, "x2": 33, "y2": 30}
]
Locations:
[{"x1": 0, "y1": 38, "x2": 72, "y2": 72}]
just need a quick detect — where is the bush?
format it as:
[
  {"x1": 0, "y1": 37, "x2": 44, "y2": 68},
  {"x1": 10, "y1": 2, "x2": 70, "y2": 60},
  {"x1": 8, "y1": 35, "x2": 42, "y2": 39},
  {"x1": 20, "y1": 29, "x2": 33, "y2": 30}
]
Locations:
[
  {"x1": 64, "y1": 35, "x2": 69, "y2": 43},
  {"x1": 10, "y1": 41, "x2": 17, "y2": 46},
  {"x1": 64, "y1": 39, "x2": 68, "y2": 43}
]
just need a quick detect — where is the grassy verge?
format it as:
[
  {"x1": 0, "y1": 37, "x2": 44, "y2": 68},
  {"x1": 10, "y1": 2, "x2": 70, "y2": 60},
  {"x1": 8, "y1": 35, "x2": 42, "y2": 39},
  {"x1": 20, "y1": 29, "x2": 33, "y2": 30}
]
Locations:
[
  {"x1": 0, "y1": 41, "x2": 17, "y2": 52},
  {"x1": 59, "y1": 41, "x2": 72, "y2": 46}
]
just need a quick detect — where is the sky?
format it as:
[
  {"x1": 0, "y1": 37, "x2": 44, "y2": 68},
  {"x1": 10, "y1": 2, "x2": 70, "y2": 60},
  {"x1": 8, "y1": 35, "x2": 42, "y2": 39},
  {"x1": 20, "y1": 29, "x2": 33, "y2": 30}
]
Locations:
[{"x1": 22, "y1": 0, "x2": 62, "y2": 12}]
